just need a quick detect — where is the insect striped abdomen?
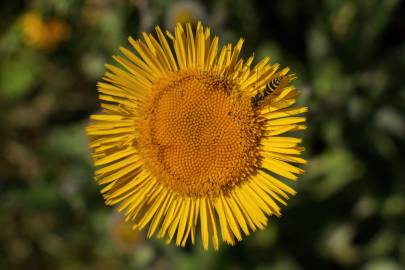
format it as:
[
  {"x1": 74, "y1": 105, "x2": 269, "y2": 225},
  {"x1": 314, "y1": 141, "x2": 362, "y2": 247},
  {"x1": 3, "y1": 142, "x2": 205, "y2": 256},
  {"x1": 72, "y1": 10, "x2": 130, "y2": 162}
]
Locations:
[{"x1": 252, "y1": 76, "x2": 284, "y2": 107}]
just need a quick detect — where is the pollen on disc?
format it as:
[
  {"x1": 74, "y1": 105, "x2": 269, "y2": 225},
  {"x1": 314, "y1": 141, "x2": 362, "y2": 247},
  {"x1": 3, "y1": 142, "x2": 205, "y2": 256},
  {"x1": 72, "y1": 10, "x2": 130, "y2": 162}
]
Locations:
[{"x1": 138, "y1": 71, "x2": 261, "y2": 197}]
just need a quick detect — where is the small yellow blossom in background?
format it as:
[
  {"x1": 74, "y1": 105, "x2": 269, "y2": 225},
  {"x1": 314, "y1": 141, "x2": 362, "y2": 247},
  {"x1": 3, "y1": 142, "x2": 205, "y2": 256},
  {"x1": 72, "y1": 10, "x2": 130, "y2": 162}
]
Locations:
[
  {"x1": 165, "y1": 1, "x2": 205, "y2": 29},
  {"x1": 87, "y1": 22, "x2": 307, "y2": 250},
  {"x1": 19, "y1": 11, "x2": 71, "y2": 51},
  {"x1": 109, "y1": 212, "x2": 143, "y2": 252}
]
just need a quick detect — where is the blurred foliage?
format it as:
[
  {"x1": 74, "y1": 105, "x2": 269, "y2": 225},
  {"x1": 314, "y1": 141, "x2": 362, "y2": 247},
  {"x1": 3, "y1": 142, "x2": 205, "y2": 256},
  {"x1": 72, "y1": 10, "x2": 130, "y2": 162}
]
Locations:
[{"x1": 1, "y1": 0, "x2": 404, "y2": 269}]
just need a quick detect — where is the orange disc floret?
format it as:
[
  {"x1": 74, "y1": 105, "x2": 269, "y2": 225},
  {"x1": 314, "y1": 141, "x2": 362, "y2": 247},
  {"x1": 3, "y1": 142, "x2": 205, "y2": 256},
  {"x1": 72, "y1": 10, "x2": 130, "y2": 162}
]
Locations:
[{"x1": 138, "y1": 71, "x2": 262, "y2": 197}]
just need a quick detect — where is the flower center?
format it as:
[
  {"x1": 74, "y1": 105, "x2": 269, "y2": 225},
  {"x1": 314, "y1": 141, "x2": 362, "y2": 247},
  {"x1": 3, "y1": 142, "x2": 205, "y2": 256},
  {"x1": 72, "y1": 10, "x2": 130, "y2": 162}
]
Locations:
[{"x1": 138, "y1": 71, "x2": 261, "y2": 197}]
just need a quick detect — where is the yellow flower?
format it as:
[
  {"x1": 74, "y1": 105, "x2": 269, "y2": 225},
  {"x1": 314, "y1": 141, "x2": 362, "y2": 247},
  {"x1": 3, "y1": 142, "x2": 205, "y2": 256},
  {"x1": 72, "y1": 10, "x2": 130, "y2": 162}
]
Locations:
[
  {"x1": 165, "y1": 1, "x2": 205, "y2": 29},
  {"x1": 19, "y1": 11, "x2": 70, "y2": 51},
  {"x1": 87, "y1": 22, "x2": 307, "y2": 250},
  {"x1": 109, "y1": 212, "x2": 143, "y2": 252}
]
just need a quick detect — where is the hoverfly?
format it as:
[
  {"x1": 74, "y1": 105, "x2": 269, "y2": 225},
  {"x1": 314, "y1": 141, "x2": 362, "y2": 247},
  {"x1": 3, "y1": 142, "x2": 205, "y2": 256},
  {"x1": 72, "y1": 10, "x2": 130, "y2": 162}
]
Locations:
[{"x1": 251, "y1": 75, "x2": 284, "y2": 107}]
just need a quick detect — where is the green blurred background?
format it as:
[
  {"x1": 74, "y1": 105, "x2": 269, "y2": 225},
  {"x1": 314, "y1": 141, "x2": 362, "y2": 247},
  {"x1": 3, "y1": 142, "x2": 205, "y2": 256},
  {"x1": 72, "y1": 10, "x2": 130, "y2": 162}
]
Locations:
[{"x1": 1, "y1": 0, "x2": 404, "y2": 269}]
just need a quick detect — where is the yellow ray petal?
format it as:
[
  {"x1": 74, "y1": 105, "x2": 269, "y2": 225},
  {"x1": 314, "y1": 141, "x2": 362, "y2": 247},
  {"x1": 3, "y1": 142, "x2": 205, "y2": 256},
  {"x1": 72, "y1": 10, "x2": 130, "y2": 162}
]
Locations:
[
  {"x1": 155, "y1": 26, "x2": 178, "y2": 71},
  {"x1": 136, "y1": 188, "x2": 167, "y2": 230},
  {"x1": 258, "y1": 170, "x2": 297, "y2": 196},
  {"x1": 190, "y1": 198, "x2": 199, "y2": 244},
  {"x1": 106, "y1": 170, "x2": 151, "y2": 199},
  {"x1": 265, "y1": 117, "x2": 306, "y2": 126},
  {"x1": 112, "y1": 55, "x2": 153, "y2": 89},
  {"x1": 249, "y1": 178, "x2": 282, "y2": 214},
  {"x1": 96, "y1": 155, "x2": 140, "y2": 176},
  {"x1": 148, "y1": 191, "x2": 174, "y2": 238},
  {"x1": 129, "y1": 38, "x2": 165, "y2": 75},
  {"x1": 206, "y1": 200, "x2": 219, "y2": 250},
  {"x1": 214, "y1": 197, "x2": 235, "y2": 244},
  {"x1": 262, "y1": 107, "x2": 308, "y2": 119},
  {"x1": 234, "y1": 188, "x2": 267, "y2": 229},
  {"x1": 166, "y1": 199, "x2": 184, "y2": 243},
  {"x1": 261, "y1": 145, "x2": 305, "y2": 155},
  {"x1": 176, "y1": 198, "x2": 191, "y2": 246},
  {"x1": 200, "y1": 198, "x2": 209, "y2": 250},
  {"x1": 220, "y1": 196, "x2": 242, "y2": 241},
  {"x1": 262, "y1": 159, "x2": 298, "y2": 181},
  {"x1": 181, "y1": 199, "x2": 195, "y2": 247},
  {"x1": 94, "y1": 147, "x2": 136, "y2": 166},
  {"x1": 206, "y1": 36, "x2": 219, "y2": 70},
  {"x1": 186, "y1": 23, "x2": 196, "y2": 68},
  {"x1": 226, "y1": 195, "x2": 250, "y2": 235},
  {"x1": 264, "y1": 152, "x2": 307, "y2": 164},
  {"x1": 158, "y1": 197, "x2": 180, "y2": 239},
  {"x1": 230, "y1": 191, "x2": 256, "y2": 231},
  {"x1": 119, "y1": 46, "x2": 157, "y2": 80},
  {"x1": 243, "y1": 183, "x2": 274, "y2": 216},
  {"x1": 174, "y1": 23, "x2": 187, "y2": 69}
]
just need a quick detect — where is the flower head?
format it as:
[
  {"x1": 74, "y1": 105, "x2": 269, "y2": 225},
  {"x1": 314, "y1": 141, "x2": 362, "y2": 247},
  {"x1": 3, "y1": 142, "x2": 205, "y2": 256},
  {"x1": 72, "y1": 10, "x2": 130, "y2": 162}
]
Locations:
[
  {"x1": 87, "y1": 22, "x2": 307, "y2": 250},
  {"x1": 165, "y1": 1, "x2": 205, "y2": 29},
  {"x1": 109, "y1": 211, "x2": 143, "y2": 252},
  {"x1": 19, "y1": 11, "x2": 70, "y2": 51}
]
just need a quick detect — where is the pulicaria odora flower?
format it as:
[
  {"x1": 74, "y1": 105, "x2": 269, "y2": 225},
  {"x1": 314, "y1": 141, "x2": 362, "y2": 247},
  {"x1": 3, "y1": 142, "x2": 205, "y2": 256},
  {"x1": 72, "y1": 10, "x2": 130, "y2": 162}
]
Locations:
[{"x1": 87, "y1": 22, "x2": 307, "y2": 250}]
